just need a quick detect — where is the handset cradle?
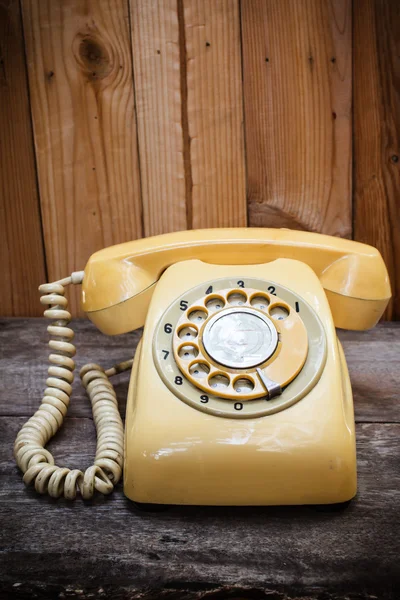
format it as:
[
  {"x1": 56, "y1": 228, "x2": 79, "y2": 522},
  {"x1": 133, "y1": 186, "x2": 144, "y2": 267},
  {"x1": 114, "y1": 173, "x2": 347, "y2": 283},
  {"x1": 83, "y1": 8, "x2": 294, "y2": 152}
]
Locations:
[{"x1": 82, "y1": 228, "x2": 391, "y2": 334}]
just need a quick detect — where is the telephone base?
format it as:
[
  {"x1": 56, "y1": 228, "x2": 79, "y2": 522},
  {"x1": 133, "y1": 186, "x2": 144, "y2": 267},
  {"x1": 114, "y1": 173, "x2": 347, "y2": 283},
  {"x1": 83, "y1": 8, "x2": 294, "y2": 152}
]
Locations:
[
  {"x1": 131, "y1": 500, "x2": 353, "y2": 511},
  {"x1": 124, "y1": 260, "x2": 357, "y2": 507}
]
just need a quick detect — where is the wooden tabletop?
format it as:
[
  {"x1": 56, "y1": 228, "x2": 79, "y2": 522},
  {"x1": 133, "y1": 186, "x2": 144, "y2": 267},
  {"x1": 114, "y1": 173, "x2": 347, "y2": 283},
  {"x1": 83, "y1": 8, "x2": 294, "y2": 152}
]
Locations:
[{"x1": 1, "y1": 318, "x2": 399, "y2": 600}]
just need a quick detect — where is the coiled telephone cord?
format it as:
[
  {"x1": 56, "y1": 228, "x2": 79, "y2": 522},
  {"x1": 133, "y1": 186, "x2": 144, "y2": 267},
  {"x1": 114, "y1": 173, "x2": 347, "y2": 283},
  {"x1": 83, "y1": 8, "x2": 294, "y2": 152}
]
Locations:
[{"x1": 13, "y1": 273, "x2": 133, "y2": 499}]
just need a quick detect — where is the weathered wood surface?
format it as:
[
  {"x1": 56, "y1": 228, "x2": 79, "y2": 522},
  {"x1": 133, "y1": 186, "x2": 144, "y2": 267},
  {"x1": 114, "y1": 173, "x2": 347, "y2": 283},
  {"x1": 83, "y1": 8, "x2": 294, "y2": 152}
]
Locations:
[{"x1": 0, "y1": 319, "x2": 399, "y2": 599}]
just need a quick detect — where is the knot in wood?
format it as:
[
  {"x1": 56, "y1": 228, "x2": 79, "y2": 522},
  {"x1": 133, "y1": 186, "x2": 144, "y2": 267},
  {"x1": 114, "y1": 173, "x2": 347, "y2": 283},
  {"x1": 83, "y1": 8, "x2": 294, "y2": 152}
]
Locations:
[{"x1": 76, "y1": 35, "x2": 113, "y2": 80}]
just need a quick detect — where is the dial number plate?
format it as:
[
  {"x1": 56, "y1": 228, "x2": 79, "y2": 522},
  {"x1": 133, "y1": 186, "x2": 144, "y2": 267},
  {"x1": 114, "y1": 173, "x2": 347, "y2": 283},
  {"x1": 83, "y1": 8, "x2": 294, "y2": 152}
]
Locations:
[
  {"x1": 153, "y1": 277, "x2": 327, "y2": 418},
  {"x1": 172, "y1": 286, "x2": 308, "y2": 400}
]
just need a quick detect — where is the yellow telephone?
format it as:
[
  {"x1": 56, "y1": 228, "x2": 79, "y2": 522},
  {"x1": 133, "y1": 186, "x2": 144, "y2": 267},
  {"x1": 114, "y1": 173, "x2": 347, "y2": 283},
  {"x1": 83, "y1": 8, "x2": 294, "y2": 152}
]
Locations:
[{"x1": 14, "y1": 229, "x2": 391, "y2": 505}]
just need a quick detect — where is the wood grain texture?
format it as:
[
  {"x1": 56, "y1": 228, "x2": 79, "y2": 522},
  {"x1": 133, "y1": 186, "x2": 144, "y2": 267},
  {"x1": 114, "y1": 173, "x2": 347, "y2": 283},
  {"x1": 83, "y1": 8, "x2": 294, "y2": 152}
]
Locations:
[
  {"x1": 0, "y1": 418, "x2": 399, "y2": 598},
  {"x1": 0, "y1": 319, "x2": 399, "y2": 598},
  {"x1": 353, "y1": 0, "x2": 400, "y2": 320},
  {"x1": 130, "y1": 0, "x2": 247, "y2": 235},
  {"x1": 241, "y1": 0, "x2": 352, "y2": 237},
  {"x1": 0, "y1": 0, "x2": 46, "y2": 316},
  {"x1": 184, "y1": 0, "x2": 247, "y2": 228},
  {"x1": 21, "y1": 0, "x2": 143, "y2": 316},
  {"x1": 130, "y1": 0, "x2": 187, "y2": 236}
]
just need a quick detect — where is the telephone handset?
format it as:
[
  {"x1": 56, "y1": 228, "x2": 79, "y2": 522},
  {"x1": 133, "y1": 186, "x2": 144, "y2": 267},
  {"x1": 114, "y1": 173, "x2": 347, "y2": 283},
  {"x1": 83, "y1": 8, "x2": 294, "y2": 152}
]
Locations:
[{"x1": 14, "y1": 229, "x2": 391, "y2": 505}]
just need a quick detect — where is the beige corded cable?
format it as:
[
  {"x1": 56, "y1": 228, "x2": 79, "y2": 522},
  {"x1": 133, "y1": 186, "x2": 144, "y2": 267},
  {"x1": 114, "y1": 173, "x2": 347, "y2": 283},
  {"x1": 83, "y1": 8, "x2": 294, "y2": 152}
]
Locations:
[{"x1": 13, "y1": 273, "x2": 133, "y2": 499}]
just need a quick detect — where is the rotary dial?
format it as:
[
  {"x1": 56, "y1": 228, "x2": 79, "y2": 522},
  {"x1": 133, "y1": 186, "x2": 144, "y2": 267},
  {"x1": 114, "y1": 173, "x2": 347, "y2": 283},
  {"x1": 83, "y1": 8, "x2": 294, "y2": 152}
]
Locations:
[
  {"x1": 153, "y1": 277, "x2": 327, "y2": 419},
  {"x1": 172, "y1": 287, "x2": 308, "y2": 401}
]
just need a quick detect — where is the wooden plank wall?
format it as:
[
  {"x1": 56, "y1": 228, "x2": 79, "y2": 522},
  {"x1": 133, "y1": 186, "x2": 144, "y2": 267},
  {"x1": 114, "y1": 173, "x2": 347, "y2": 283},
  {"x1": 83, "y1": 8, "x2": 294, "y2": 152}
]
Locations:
[
  {"x1": 242, "y1": 0, "x2": 352, "y2": 238},
  {"x1": 129, "y1": 0, "x2": 246, "y2": 234},
  {"x1": 21, "y1": 0, "x2": 143, "y2": 316},
  {"x1": 0, "y1": 0, "x2": 398, "y2": 318},
  {"x1": 353, "y1": 0, "x2": 400, "y2": 320},
  {"x1": 0, "y1": 0, "x2": 46, "y2": 315}
]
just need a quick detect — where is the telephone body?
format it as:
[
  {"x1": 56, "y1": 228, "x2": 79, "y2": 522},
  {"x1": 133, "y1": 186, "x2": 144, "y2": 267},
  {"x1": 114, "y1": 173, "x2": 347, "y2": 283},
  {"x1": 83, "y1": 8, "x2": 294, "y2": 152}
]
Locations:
[{"x1": 15, "y1": 229, "x2": 391, "y2": 505}]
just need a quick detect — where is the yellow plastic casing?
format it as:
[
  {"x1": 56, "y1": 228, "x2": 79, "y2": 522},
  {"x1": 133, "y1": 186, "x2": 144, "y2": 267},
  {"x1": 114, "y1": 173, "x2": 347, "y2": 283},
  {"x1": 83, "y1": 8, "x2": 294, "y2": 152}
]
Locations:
[
  {"x1": 124, "y1": 258, "x2": 357, "y2": 506},
  {"x1": 81, "y1": 228, "x2": 391, "y2": 335}
]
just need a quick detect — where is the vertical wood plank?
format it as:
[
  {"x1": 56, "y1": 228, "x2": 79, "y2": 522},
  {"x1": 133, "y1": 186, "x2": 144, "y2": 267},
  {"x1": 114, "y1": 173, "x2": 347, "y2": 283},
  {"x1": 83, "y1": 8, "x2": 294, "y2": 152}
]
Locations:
[
  {"x1": 241, "y1": 0, "x2": 352, "y2": 237},
  {"x1": 130, "y1": 0, "x2": 187, "y2": 236},
  {"x1": 184, "y1": 0, "x2": 247, "y2": 228},
  {"x1": 22, "y1": 0, "x2": 143, "y2": 316},
  {"x1": 353, "y1": 0, "x2": 400, "y2": 320},
  {"x1": 0, "y1": 0, "x2": 46, "y2": 316},
  {"x1": 130, "y1": 0, "x2": 247, "y2": 235}
]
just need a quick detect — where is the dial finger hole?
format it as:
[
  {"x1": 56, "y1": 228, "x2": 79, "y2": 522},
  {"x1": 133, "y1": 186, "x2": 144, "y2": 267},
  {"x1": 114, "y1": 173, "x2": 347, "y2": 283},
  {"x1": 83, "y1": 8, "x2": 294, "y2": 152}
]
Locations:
[
  {"x1": 205, "y1": 296, "x2": 225, "y2": 312},
  {"x1": 178, "y1": 344, "x2": 199, "y2": 359},
  {"x1": 178, "y1": 325, "x2": 198, "y2": 340},
  {"x1": 227, "y1": 291, "x2": 247, "y2": 306},
  {"x1": 270, "y1": 305, "x2": 290, "y2": 321},
  {"x1": 233, "y1": 378, "x2": 255, "y2": 393},
  {"x1": 208, "y1": 373, "x2": 230, "y2": 390},
  {"x1": 189, "y1": 362, "x2": 210, "y2": 378},
  {"x1": 250, "y1": 294, "x2": 270, "y2": 310},
  {"x1": 188, "y1": 309, "x2": 208, "y2": 324}
]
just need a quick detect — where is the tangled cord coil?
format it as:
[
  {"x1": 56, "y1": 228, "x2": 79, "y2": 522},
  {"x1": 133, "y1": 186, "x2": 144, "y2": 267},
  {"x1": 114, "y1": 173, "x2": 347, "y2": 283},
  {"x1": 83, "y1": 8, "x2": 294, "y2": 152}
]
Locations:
[{"x1": 14, "y1": 273, "x2": 132, "y2": 499}]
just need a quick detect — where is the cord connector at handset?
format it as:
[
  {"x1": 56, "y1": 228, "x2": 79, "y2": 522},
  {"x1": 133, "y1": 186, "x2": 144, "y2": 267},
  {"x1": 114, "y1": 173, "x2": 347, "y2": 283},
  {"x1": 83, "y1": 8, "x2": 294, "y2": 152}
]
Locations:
[
  {"x1": 71, "y1": 270, "x2": 85, "y2": 285},
  {"x1": 13, "y1": 271, "x2": 132, "y2": 500}
]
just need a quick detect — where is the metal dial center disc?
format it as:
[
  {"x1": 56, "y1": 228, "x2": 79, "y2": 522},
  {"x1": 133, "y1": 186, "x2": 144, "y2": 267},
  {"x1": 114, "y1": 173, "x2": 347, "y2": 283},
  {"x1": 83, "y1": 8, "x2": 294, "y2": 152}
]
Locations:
[{"x1": 202, "y1": 307, "x2": 278, "y2": 369}]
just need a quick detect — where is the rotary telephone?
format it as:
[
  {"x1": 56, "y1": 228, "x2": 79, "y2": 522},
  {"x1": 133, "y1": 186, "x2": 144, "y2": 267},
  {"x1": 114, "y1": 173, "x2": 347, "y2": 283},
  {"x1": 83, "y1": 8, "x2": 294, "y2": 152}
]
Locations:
[{"x1": 14, "y1": 229, "x2": 391, "y2": 505}]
